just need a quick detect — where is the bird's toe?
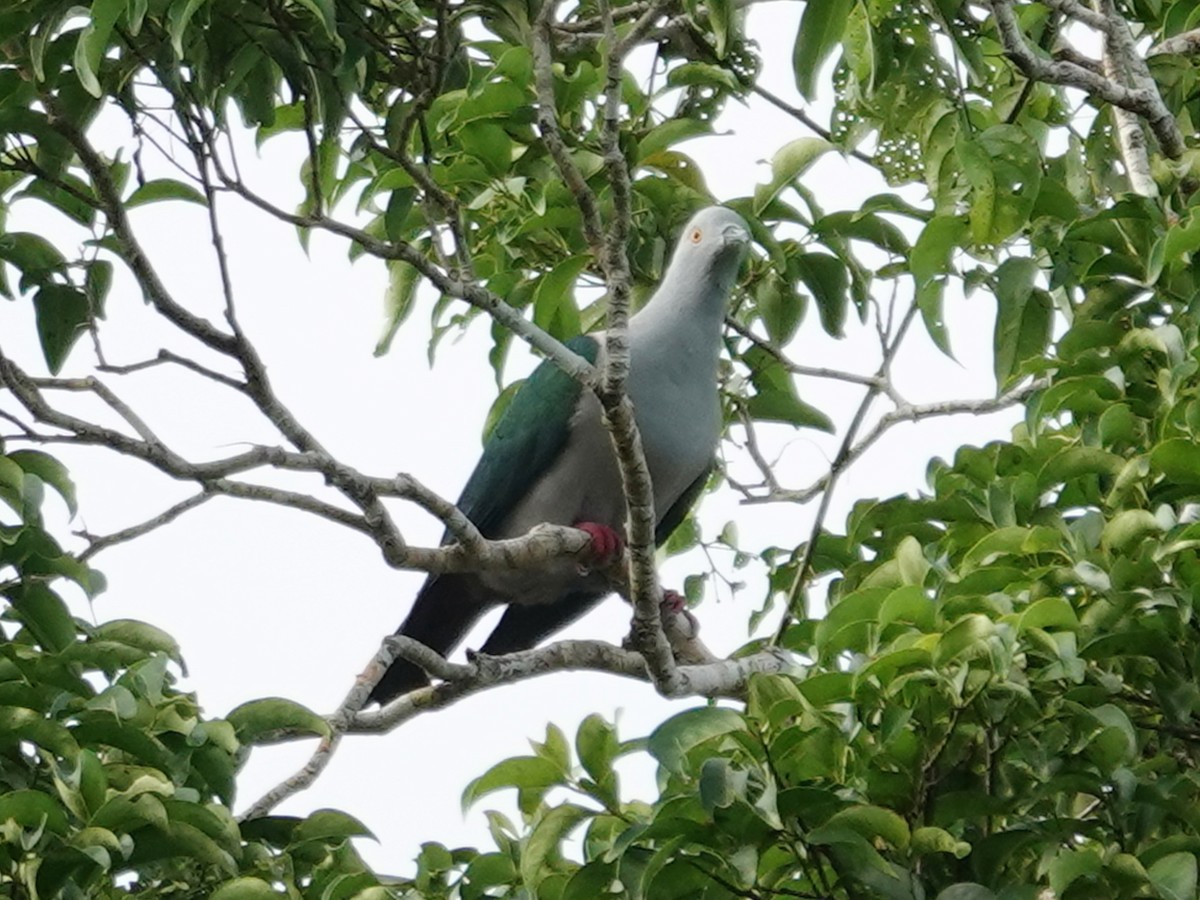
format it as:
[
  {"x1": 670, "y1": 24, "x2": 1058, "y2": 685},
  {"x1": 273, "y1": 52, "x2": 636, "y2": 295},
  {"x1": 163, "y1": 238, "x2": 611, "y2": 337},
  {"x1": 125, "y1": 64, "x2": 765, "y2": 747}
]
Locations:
[
  {"x1": 573, "y1": 521, "x2": 625, "y2": 565},
  {"x1": 661, "y1": 589, "x2": 687, "y2": 614}
]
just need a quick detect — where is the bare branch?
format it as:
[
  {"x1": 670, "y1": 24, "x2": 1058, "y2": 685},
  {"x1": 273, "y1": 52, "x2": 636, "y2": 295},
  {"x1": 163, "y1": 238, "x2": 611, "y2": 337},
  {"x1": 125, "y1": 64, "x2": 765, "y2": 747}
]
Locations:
[
  {"x1": 210, "y1": 168, "x2": 598, "y2": 389},
  {"x1": 46, "y1": 101, "x2": 240, "y2": 355},
  {"x1": 990, "y1": 0, "x2": 1185, "y2": 158},
  {"x1": 533, "y1": 0, "x2": 605, "y2": 255},
  {"x1": 354, "y1": 640, "x2": 791, "y2": 733},
  {"x1": 1149, "y1": 28, "x2": 1200, "y2": 57},
  {"x1": 77, "y1": 492, "x2": 213, "y2": 561},
  {"x1": 1093, "y1": 0, "x2": 1159, "y2": 196},
  {"x1": 1041, "y1": 0, "x2": 1111, "y2": 31},
  {"x1": 582, "y1": 0, "x2": 680, "y2": 691},
  {"x1": 746, "y1": 83, "x2": 877, "y2": 167},
  {"x1": 725, "y1": 315, "x2": 897, "y2": 394},
  {"x1": 751, "y1": 378, "x2": 1043, "y2": 507},
  {"x1": 771, "y1": 302, "x2": 919, "y2": 644},
  {"x1": 29, "y1": 375, "x2": 163, "y2": 445},
  {"x1": 98, "y1": 349, "x2": 246, "y2": 391}
]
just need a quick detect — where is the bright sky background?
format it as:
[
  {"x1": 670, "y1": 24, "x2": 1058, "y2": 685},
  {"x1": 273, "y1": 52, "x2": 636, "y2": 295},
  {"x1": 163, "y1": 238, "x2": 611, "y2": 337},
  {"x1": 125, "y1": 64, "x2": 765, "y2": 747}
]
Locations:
[{"x1": 0, "y1": 5, "x2": 1022, "y2": 875}]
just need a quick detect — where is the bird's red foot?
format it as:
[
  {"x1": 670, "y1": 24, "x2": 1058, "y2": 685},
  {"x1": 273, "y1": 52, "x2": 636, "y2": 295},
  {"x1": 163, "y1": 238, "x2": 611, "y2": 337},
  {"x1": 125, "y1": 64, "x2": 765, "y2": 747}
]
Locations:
[
  {"x1": 662, "y1": 589, "x2": 687, "y2": 614},
  {"x1": 574, "y1": 521, "x2": 624, "y2": 565}
]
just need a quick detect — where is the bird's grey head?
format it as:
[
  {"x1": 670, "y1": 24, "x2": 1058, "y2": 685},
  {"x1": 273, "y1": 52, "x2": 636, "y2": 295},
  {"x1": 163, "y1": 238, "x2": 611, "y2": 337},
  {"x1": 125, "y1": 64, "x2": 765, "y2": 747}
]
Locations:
[{"x1": 666, "y1": 206, "x2": 751, "y2": 295}]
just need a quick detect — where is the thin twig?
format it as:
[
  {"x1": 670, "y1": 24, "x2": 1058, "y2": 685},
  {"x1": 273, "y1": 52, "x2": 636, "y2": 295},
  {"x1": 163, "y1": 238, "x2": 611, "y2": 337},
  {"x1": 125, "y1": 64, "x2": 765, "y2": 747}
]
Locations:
[
  {"x1": 77, "y1": 492, "x2": 213, "y2": 561},
  {"x1": 771, "y1": 302, "x2": 920, "y2": 644},
  {"x1": 98, "y1": 349, "x2": 245, "y2": 392}
]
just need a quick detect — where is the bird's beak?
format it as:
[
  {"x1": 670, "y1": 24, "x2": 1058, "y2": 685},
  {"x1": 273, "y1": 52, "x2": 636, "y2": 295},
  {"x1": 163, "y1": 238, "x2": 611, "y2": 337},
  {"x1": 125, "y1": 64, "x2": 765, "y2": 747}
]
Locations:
[{"x1": 722, "y1": 224, "x2": 751, "y2": 247}]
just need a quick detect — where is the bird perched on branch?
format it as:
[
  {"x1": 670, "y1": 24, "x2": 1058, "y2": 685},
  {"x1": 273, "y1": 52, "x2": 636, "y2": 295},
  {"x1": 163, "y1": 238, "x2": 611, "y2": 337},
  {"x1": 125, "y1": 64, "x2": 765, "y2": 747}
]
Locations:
[{"x1": 370, "y1": 206, "x2": 751, "y2": 705}]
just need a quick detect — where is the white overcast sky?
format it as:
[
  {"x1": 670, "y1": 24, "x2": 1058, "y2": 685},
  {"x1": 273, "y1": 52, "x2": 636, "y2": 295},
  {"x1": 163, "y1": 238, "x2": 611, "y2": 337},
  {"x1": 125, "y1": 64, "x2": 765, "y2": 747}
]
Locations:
[{"x1": 0, "y1": 5, "x2": 1020, "y2": 874}]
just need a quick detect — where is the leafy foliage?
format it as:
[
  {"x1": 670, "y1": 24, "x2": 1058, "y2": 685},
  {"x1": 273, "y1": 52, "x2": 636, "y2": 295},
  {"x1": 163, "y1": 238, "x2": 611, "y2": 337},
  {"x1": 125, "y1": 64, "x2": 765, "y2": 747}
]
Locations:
[
  {"x1": 398, "y1": 306, "x2": 1200, "y2": 898},
  {"x1": 3, "y1": 0, "x2": 1200, "y2": 896},
  {"x1": 0, "y1": 446, "x2": 398, "y2": 897}
]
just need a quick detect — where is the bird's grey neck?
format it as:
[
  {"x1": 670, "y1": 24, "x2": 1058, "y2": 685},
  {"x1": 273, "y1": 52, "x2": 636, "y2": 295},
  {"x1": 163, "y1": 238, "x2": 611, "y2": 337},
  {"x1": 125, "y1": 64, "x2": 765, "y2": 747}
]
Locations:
[{"x1": 628, "y1": 268, "x2": 729, "y2": 365}]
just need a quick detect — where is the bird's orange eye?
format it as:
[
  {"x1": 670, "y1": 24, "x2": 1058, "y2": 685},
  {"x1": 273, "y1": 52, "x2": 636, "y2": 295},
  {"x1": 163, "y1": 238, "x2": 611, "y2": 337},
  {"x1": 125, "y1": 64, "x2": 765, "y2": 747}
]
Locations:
[{"x1": 690, "y1": 228, "x2": 703, "y2": 243}]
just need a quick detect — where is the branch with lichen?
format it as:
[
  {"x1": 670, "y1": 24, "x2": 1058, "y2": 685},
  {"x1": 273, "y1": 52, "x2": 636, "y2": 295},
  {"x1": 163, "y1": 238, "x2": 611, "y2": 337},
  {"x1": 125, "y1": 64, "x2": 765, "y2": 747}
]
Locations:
[
  {"x1": 989, "y1": 0, "x2": 1185, "y2": 164},
  {"x1": 241, "y1": 630, "x2": 790, "y2": 817}
]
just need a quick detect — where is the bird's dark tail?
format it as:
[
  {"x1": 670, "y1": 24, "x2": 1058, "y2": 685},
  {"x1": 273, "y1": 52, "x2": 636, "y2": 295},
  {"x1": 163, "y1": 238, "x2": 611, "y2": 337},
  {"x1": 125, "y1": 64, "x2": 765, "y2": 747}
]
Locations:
[{"x1": 368, "y1": 574, "x2": 487, "y2": 706}]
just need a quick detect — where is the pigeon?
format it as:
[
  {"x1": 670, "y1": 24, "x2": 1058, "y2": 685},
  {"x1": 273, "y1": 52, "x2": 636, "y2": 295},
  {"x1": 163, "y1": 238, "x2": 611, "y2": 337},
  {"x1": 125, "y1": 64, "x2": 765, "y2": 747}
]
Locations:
[{"x1": 370, "y1": 206, "x2": 750, "y2": 703}]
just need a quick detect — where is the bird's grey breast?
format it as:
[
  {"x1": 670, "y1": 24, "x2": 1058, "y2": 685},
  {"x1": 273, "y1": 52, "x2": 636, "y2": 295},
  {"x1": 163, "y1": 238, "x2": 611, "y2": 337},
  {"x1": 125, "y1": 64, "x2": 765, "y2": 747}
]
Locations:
[{"x1": 626, "y1": 318, "x2": 722, "y2": 506}]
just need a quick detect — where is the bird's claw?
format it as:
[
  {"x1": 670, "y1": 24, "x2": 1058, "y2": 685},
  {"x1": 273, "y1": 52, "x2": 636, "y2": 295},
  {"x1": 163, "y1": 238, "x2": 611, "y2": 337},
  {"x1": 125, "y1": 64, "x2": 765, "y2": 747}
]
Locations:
[
  {"x1": 662, "y1": 589, "x2": 687, "y2": 614},
  {"x1": 573, "y1": 521, "x2": 625, "y2": 567}
]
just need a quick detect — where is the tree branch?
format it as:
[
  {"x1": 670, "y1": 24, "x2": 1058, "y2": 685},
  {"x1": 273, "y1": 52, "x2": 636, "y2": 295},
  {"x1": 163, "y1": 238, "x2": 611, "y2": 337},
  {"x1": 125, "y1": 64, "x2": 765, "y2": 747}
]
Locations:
[{"x1": 990, "y1": 0, "x2": 1185, "y2": 158}]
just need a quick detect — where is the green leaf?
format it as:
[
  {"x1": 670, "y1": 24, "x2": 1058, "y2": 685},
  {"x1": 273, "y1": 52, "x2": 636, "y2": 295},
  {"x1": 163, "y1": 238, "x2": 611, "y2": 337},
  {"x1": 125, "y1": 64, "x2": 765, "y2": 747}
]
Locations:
[
  {"x1": 744, "y1": 348, "x2": 833, "y2": 432},
  {"x1": 792, "y1": 0, "x2": 853, "y2": 100},
  {"x1": 1017, "y1": 597, "x2": 1078, "y2": 631},
  {"x1": 753, "y1": 138, "x2": 834, "y2": 215},
  {"x1": 533, "y1": 255, "x2": 588, "y2": 340},
  {"x1": 878, "y1": 585, "x2": 934, "y2": 630},
  {"x1": 0, "y1": 707, "x2": 80, "y2": 760},
  {"x1": 911, "y1": 216, "x2": 965, "y2": 287},
  {"x1": 993, "y1": 257, "x2": 1051, "y2": 390},
  {"x1": 520, "y1": 804, "x2": 591, "y2": 888},
  {"x1": 823, "y1": 805, "x2": 910, "y2": 849},
  {"x1": 934, "y1": 887, "x2": 996, "y2": 900},
  {"x1": 210, "y1": 877, "x2": 283, "y2": 900},
  {"x1": 792, "y1": 253, "x2": 848, "y2": 337},
  {"x1": 94, "y1": 619, "x2": 184, "y2": 666},
  {"x1": 0, "y1": 789, "x2": 69, "y2": 834},
  {"x1": 962, "y1": 525, "x2": 1063, "y2": 569},
  {"x1": 647, "y1": 707, "x2": 746, "y2": 774},
  {"x1": 913, "y1": 828, "x2": 971, "y2": 858},
  {"x1": 9, "y1": 450, "x2": 77, "y2": 515},
  {"x1": 294, "y1": 809, "x2": 375, "y2": 843},
  {"x1": 1101, "y1": 509, "x2": 1161, "y2": 552},
  {"x1": 19, "y1": 176, "x2": 98, "y2": 228},
  {"x1": 225, "y1": 698, "x2": 330, "y2": 745},
  {"x1": 1049, "y1": 849, "x2": 1103, "y2": 896},
  {"x1": 126, "y1": 179, "x2": 208, "y2": 208},
  {"x1": 698, "y1": 757, "x2": 737, "y2": 812},
  {"x1": 11, "y1": 583, "x2": 77, "y2": 652},
  {"x1": 934, "y1": 614, "x2": 994, "y2": 665},
  {"x1": 916, "y1": 278, "x2": 953, "y2": 357},
  {"x1": 86, "y1": 259, "x2": 114, "y2": 316},
  {"x1": 388, "y1": 187, "x2": 422, "y2": 243},
  {"x1": 168, "y1": 0, "x2": 209, "y2": 56},
  {"x1": 707, "y1": 0, "x2": 734, "y2": 57},
  {"x1": 292, "y1": 0, "x2": 339, "y2": 41},
  {"x1": 462, "y1": 756, "x2": 565, "y2": 810},
  {"x1": 1148, "y1": 852, "x2": 1197, "y2": 900},
  {"x1": 0, "y1": 232, "x2": 68, "y2": 288},
  {"x1": 74, "y1": 0, "x2": 127, "y2": 97},
  {"x1": 34, "y1": 283, "x2": 92, "y2": 374},
  {"x1": 458, "y1": 122, "x2": 513, "y2": 178},
  {"x1": 666, "y1": 62, "x2": 741, "y2": 93},
  {"x1": 375, "y1": 259, "x2": 422, "y2": 356},
  {"x1": 575, "y1": 714, "x2": 618, "y2": 784},
  {"x1": 1151, "y1": 438, "x2": 1200, "y2": 485},
  {"x1": 1038, "y1": 447, "x2": 1123, "y2": 488},
  {"x1": 1160, "y1": 212, "x2": 1200, "y2": 273},
  {"x1": 637, "y1": 118, "x2": 712, "y2": 161},
  {"x1": 756, "y1": 272, "x2": 803, "y2": 345}
]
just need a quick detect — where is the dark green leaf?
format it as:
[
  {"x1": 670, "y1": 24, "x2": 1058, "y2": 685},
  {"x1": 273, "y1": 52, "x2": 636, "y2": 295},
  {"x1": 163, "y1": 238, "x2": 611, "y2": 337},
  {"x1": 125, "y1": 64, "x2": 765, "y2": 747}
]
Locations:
[
  {"x1": 9, "y1": 450, "x2": 77, "y2": 515},
  {"x1": 792, "y1": 0, "x2": 853, "y2": 100},
  {"x1": 34, "y1": 284, "x2": 91, "y2": 374},
  {"x1": 792, "y1": 253, "x2": 848, "y2": 337},
  {"x1": 225, "y1": 698, "x2": 330, "y2": 745},
  {"x1": 126, "y1": 178, "x2": 207, "y2": 208},
  {"x1": 647, "y1": 707, "x2": 745, "y2": 774},
  {"x1": 462, "y1": 756, "x2": 565, "y2": 810},
  {"x1": 753, "y1": 138, "x2": 833, "y2": 215},
  {"x1": 993, "y1": 257, "x2": 1051, "y2": 390}
]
